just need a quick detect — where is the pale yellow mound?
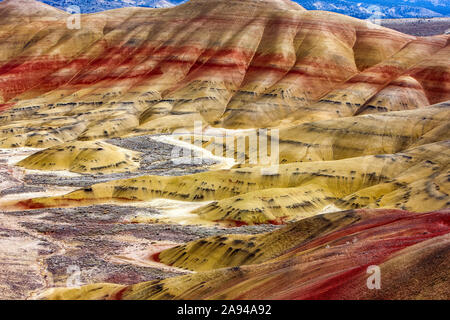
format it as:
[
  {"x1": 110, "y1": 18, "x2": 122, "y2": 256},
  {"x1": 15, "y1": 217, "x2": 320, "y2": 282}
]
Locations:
[
  {"x1": 17, "y1": 141, "x2": 141, "y2": 174},
  {"x1": 158, "y1": 209, "x2": 361, "y2": 271},
  {"x1": 18, "y1": 140, "x2": 449, "y2": 224},
  {"x1": 0, "y1": 0, "x2": 448, "y2": 147},
  {"x1": 41, "y1": 210, "x2": 450, "y2": 300}
]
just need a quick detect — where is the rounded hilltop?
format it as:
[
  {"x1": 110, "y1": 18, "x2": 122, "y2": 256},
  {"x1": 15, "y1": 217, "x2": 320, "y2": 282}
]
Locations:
[
  {"x1": 0, "y1": 0, "x2": 448, "y2": 302},
  {"x1": 17, "y1": 141, "x2": 141, "y2": 174}
]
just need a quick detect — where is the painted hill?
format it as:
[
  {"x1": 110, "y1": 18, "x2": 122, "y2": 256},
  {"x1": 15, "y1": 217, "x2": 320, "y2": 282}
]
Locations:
[
  {"x1": 1, "y1": 0, "x2": 449, "y2": 219},
  {"x1": 0, "y1": 0, "x2": 448, "y2": 147},
  {"x1": 0, "y1": 0, "x2": 448, "y2": 300},
  {"x1": 42, "y1": 208, "x2": 450, "y2": 300}
]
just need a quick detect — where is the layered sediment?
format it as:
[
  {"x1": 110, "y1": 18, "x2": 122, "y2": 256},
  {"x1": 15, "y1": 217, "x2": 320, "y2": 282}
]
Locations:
[
  {"x1": 42, "y1": 209, "x2": 450, "y2": 300},
  {"x1": 0, "y1": 0, "x2": 449, "y2": 300}
]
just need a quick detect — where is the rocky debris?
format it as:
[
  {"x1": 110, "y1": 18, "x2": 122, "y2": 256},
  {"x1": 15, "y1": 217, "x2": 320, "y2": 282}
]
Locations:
[{"x1": 0, "y1": 201, "x2": 278, "y2": 298}]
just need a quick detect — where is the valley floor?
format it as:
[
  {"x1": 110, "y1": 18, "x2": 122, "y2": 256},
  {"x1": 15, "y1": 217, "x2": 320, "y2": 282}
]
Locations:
[{"x1": 0, "y1": 136, "x2": 277, "y2": 299}]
